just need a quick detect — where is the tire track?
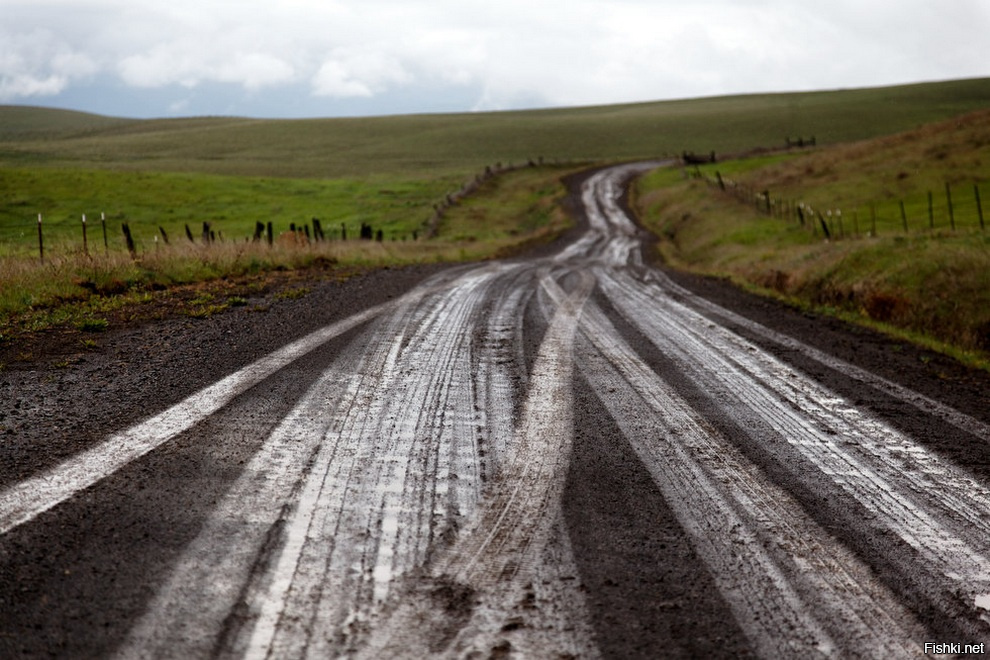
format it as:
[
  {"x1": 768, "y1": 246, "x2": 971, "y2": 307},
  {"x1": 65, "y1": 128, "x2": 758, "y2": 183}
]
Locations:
[
  {"x1": 645, "y1": 268, "x2": 990, "y2": 441},
  {"x1": 117, "y1": 263, "x2": 513, "y2": 658},
  {"x1": 358, "y1": 266, "x2": 599, "y2": 659},
  {"x1": 0, "y1": 277, "x2": 469, "y2": 538},
  {"x1": 7, "y1": 161, "x2": 990, "y2": 657},
  {"x1": 596, "y1": 266, "x2": 990, "y2": 635},
  {"x1": 534, "y1": 270, "x2": 928, "y2": 656}
]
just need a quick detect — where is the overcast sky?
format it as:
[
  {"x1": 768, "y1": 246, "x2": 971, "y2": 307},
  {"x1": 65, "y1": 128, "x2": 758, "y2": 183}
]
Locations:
[{"x1": 2, "y1": 0, "x2": 989, "y2": 119}]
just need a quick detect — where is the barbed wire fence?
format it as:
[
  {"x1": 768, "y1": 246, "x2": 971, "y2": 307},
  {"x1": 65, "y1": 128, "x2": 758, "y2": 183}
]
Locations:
[{"x1": 694, "y1": 168, "x2": 986, "y2": 239}]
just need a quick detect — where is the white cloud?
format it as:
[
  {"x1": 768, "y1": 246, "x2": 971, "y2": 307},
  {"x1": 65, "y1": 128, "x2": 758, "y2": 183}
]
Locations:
[
  {"x1": 119, "y1": 43, "x2": 296, "y2": 90},
  {"x1": 0, "y1": 28, "x2": 97, "y2": 101},
  {"x1": 312, "y1": 61, "x2": 373, "y2": 98},
  {"x1": 0, "y1": 0, "x2": 988, "y2": 116},
  {"x1": 311, "y1": 49, "x2": 413, "y2": 98}
]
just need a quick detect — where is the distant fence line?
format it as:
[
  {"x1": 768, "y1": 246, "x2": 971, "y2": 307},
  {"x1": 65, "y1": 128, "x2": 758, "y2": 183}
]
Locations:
[
  {"x1": 423, "y1": 156, "x2": 573, "y2": 239},
  {"x1": 694, "y1": 169, "x2": 986, "y2": 239},
  {"x1": 12, "y1": 157, "x2": 575, "y2": 262},
  {"x1": 24, "y1": 214, "x2": 413, "y2": 264}
]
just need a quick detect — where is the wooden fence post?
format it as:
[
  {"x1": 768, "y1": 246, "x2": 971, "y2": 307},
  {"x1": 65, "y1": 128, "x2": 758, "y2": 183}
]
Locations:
[
  {"x1": 101, "y1": 212, "x2": 108, "y2": 252},
  {"x1": 121, "y1": 222, "x2": 136, "y2": 256},
  {"x1": 37, "y1": 214, "x2": 44, "y2": 263},
  {"x1": 82, "y1": 214, "x2": 88, "y2": 255},
  {"x1": 976, "y1": 185, "x2": 984, "y2": 231},
  {"x1": 818, "y1": 212, "x2": 832, "y2": 239},
  {"x1": 900, "y1": 201, "x2": 908, "y2": 233}
]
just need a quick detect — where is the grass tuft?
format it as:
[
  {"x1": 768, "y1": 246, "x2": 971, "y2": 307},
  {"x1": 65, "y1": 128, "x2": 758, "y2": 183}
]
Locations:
[{"x1": 75, "y1": 317, "x2": 109, "y2": 332}]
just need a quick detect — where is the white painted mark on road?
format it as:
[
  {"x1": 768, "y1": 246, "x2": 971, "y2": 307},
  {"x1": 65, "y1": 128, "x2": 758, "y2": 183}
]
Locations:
[{"x1": 0, "y1": 279, "x2": 460, "y2": 536}]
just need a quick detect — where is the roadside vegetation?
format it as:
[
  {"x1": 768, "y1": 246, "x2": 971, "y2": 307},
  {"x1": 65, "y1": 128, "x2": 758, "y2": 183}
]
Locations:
[
  {"x1": 2, "y1": 77, "x2": 990, "y2": 358},
  {"x1": 0, "y1": 164, "x2": 577, "y2": 342},
  {"x1": 633, "y1": 109, "x2": 990, "y2": 368}
]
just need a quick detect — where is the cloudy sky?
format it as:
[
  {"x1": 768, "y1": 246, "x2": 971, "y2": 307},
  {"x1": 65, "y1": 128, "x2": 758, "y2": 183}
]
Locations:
[{"x1": 2, "y1": 0, "x2": 989, "y2": 119}]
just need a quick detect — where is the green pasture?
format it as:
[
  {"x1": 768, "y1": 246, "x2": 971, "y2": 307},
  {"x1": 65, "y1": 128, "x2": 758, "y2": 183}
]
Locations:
[
  {"x1": 633, "y1": 107, "x2": 990, "y2": 366},
  {"x1": 0, "y1": 167, "x2": 460, "y2": 257}
]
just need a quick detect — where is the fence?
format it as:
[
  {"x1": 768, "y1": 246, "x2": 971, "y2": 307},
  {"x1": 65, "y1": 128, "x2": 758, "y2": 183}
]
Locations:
[
  {"x1": 7, "y1": 157, "x2": 567, "y2": 262},
  {"x1": 698, "y1": 170, "x2": 986, "y2": 239},
  {"x1": 16, "y1": 215, "x2": 410, "y2": 263}
]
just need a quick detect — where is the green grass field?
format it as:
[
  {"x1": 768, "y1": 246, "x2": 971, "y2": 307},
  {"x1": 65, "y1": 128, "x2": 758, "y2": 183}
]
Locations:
[
  {"x1": 0, "y1": 168, "x2": 458, "y2": 257},
  {"x1": 2, "y1": 77, "x2": 990, "y2": 359}
]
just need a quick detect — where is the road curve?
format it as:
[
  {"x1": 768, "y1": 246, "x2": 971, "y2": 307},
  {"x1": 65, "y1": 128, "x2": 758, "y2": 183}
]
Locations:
[{"x1": 2, "y1": 163, "x2": 990, "y2": 658}]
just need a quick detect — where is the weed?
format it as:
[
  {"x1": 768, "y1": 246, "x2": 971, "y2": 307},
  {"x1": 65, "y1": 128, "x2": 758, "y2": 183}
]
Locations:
[
  {"x1": 189, "y1": 293, "x2": 215, "y2": 306},
  {"x1": 228, "y1": 296, "x2": 248, "y2": 307},
  {"x1": 274, "y1": 287, "x2": 310, "y2": 301},
  {"x1": 80, "y1": 338, "x2": 98, "y2": 349},
  {"x1": 186, "y1": 303, "x2": 230, "y2": 319},
  {"x1": 76, "y1": 317, "x2": 109, "y2": 332}
]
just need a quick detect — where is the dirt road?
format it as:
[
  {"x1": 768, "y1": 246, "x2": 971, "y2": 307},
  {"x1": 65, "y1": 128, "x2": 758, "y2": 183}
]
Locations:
[{"x1": 2, "y1": 163, "x2": 990, "y2": 658}]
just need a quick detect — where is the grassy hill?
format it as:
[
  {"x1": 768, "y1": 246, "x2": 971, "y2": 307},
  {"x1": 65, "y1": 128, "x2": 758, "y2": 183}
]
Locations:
[
  {"x1": 634, "y1": 108, "x2": 990, "y2": 365},
  {"x1": 3, "y1": 78, "x2": 990, "y2": 178}
]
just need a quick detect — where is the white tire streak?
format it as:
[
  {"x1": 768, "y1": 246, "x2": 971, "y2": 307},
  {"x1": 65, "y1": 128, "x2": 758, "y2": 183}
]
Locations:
[
  {"x1": 116, "y1": 266, "x2": 504, "y2": 657},
  {"x1": 251, "y1": 267, "x2": 499, "y2": 659},
  {"x1": 570, "y1": 294, "x2": 927, "y2": 656},
  {"x1": 120, "y1": 261, "x2": 598, "y2": 659},
  {"x1": 358, "y1": 267, "x2": 600, "y2": 659},
  {"x1": 115, "y1": 295, "x2": 436, "y2": 658},
  {"x1": 597, "y1": 266, "x2": 990, "y2": 626},
  {"x1": 646, "y1": 268, "x2": 990, "y2": 442}
]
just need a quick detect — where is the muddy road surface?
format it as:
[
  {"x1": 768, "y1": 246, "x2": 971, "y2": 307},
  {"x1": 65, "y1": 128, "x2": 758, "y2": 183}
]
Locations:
[{"x1": 3, "y1": 163, "x2": 990, "y2": 658}]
